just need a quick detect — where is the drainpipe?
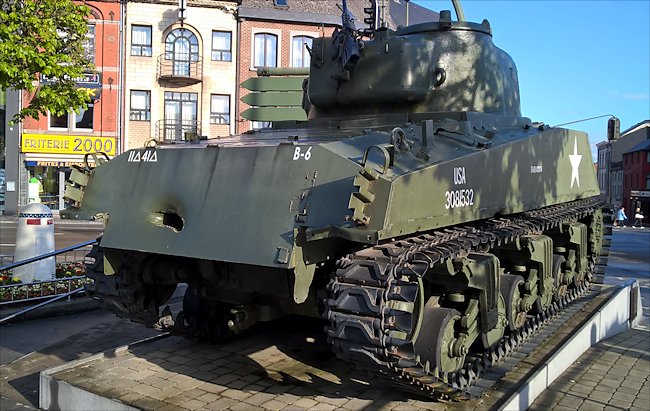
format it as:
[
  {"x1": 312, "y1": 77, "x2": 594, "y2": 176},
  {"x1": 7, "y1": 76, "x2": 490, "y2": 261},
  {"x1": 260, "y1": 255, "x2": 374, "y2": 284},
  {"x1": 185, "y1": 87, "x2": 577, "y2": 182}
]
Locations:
[
  {"x1": 234, "y1": 12, "x2": 241, "y2": 136},
  {"x1": 4, "y1": 89, "x2": 21, "y2": 215},
  {"x1": 118, "y1": 0, "x2": 126, "y2": 154}
]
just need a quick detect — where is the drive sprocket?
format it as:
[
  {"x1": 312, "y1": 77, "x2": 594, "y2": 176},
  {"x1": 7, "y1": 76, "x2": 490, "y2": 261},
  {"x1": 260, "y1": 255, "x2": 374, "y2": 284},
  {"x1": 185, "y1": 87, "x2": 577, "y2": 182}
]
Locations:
[{"x1": 86, "y1": 243, "x2": 176, "y2": 326}]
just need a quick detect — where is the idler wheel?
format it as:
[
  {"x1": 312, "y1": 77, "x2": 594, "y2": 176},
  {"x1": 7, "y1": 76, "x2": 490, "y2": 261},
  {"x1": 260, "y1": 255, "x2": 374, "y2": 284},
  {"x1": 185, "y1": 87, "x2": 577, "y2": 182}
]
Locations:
[
  {"x1": 412, "y1": 299, "x2": 465, "y2": 373},
  {"x1": 500, "y1": 273, "x2": 526, "y2": 332}
]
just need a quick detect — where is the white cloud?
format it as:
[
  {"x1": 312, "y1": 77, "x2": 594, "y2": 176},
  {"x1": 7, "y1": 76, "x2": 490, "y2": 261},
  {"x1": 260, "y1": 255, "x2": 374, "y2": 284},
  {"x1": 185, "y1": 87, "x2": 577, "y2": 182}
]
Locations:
[
  {"x1": 606, "y1": 90, "x2": 649, "y2": 100},
  {"x1": 622, "y1": 93, "x2": 650, "y2": 100}
]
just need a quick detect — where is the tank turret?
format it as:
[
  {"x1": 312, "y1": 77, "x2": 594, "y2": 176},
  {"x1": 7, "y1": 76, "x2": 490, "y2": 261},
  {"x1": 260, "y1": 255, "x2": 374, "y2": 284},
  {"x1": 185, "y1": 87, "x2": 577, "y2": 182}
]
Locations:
[{"x1": 307, "y1": 5, "x2": 520, "y2": 118}]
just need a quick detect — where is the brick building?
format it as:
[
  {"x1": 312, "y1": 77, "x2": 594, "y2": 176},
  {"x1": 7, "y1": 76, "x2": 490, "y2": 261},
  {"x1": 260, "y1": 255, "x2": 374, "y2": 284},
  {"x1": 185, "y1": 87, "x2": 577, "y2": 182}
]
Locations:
[
  {"x1": 17, "y1": 0, "x2": 122, "y2": 210},
  {"x1": 597, "y1": 120, "x2": 650, "y2": 208},
  {"x1": 622, "y1": 139, "x2": 650, "y2": 220},
  {"x1": 236, "y1": 1, "x2": 335, "y2": 133}
]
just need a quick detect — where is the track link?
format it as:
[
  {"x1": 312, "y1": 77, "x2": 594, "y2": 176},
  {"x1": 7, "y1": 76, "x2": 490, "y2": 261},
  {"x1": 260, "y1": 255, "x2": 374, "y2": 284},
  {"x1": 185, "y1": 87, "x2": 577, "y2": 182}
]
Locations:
[
  {"x1": 86, "y1": 246, "x2": 176, "y2": 326},
  {"x1": 324, "y1": 198, "x2": 610, "y2": 400}
]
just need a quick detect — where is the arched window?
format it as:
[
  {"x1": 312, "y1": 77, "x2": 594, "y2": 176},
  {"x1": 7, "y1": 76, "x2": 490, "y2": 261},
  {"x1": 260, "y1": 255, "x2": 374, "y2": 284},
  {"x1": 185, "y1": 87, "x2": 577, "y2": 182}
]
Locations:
[
  {"x1": 291, "y1": 36, "x2": 313, "y2": 67},
  {"x1": 253, "y1": 33, "x2": 277, "y2": 67},
  {"x1": 165, "y1": 28, "x2": 199, "y2": 76}
]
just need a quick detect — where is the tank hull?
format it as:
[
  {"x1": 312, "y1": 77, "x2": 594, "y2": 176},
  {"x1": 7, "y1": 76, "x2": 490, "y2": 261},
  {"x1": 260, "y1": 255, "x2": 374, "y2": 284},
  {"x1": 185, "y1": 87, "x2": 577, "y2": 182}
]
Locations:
[{"x1": 79, "y1": 113, "x2": 598, "y2": 272}]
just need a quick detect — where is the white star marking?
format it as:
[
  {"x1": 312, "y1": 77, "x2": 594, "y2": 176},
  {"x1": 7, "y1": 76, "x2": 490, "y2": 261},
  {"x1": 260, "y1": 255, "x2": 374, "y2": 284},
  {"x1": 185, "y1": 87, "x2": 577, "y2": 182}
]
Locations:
[{"x1": 569, "y1": 137, "x2": 582, "y2": 188}]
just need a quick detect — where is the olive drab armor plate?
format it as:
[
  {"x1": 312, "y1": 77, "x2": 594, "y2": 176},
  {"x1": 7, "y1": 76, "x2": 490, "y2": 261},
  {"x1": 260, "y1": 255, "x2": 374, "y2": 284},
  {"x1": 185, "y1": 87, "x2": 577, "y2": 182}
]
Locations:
[{"x1": 65, "y1": 0, "x2": 608, "y2": 400}]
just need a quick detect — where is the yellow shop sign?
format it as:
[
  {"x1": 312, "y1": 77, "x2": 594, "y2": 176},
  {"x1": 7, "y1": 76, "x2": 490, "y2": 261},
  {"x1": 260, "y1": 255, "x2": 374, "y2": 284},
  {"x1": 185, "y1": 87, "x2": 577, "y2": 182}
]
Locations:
[{"x1": 21, "y1": 134, "x2": 116, "y2": 156}]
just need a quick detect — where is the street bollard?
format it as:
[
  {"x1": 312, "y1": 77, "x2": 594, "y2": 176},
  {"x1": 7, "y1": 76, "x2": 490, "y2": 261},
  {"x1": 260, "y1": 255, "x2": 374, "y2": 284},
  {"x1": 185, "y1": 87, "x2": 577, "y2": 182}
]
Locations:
[{"x1": 13, "y1": 204, "x2": 56, "y2": 282}]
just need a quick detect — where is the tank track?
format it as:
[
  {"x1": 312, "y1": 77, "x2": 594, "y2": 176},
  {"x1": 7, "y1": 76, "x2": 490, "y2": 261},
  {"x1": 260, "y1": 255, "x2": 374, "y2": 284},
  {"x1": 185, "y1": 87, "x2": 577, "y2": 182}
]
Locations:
[
  {"x1": 324, "y1": 198, "x2": 608, "y2": 401},
  {"x1": 85, "y1": 244, "x2": 175, "y2": 326}
]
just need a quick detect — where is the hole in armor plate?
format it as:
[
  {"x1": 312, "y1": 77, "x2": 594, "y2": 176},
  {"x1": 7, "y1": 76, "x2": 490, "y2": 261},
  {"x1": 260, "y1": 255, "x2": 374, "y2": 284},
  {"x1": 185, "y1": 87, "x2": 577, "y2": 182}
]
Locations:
[
  {"x1": 149, "y1": 211, "x2": 184, "y2": 232},
  {"x1": 162, "y1": 212, "x2": 184, "y2": 232}
]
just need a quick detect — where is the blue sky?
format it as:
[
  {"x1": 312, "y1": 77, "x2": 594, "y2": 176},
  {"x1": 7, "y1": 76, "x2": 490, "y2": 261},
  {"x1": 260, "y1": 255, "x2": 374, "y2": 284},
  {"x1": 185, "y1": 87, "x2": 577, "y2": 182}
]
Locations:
[{"x1": 412, "y1": 0, "x2": 650, "y2": 158}]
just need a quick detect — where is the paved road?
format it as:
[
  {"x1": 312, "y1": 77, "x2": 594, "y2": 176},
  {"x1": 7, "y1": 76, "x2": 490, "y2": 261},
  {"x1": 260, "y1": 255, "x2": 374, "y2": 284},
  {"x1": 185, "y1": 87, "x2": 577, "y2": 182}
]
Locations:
[
  {"x1": 603, "y1": 226, "x2": 650, "y2": 328},
  {"x1": 0, "y1": 217, "x2": 103, "y2": 264}
]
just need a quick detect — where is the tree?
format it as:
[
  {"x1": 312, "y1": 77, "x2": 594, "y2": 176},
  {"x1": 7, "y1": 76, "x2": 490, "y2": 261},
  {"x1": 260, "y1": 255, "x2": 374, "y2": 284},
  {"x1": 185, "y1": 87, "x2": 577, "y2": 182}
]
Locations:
[{"x1": 0, "y1": 0, "x2": 93, "y2": 123}]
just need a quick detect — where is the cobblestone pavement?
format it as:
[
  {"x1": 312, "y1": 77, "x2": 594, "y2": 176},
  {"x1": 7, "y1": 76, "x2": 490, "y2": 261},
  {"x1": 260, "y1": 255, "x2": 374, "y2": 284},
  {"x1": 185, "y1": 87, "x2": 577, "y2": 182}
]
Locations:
[
  {"x1": 41, "y1": 287, "x2": 616, "y2": 411},
  {"x1": 48, "y1": 318, "x2": 450, "y2": 411},
  {"x1": 530, "y1": 327, "x2": 650, "y2": 411},
  {"x1": 0, "y1": 318, "x2": 160, "y2": 411}
]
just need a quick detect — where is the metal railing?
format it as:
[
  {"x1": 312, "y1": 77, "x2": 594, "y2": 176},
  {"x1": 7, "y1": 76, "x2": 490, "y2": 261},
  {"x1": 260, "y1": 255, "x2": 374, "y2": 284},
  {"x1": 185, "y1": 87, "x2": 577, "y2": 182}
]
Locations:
[
  {"x1": 157, "y1": 54, "x2": 203, "y2": 84},
  {"x1": 0, "y1": 239, "x2": 97, "y2": 272},
  {"x1": 0, "y1": 288, "x2": 87, "y2": 324},
  {"x1": 155, "y1": 119, "x2": 202, "y2": 142},
  {"x1": 0, "y1": 239, "x2": 98, "y2": 308},
  {"x1": 0, "y1": 276, "x2": 91, "y2": 305}
]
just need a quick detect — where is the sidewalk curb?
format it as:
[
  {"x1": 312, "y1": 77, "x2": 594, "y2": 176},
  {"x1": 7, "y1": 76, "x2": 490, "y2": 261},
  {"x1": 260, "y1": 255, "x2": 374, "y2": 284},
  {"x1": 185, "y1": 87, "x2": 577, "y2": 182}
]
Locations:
[
  {"x1": 499, "y1": 280, "x2": 642, "y2": 410},
  {"x1": 39, "y1": 333, "x2": 170, "y2": 411}
]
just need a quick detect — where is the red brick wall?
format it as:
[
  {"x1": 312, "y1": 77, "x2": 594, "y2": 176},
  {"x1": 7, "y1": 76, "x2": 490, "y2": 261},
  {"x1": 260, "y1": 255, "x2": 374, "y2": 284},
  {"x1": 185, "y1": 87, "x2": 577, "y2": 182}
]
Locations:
[
  {"x1": 236, "y1": 20, "x2": 335, "y2": 134},
  {"x1": 89, "y1": 1, "x2": 121, "y2": 136},
  {"x1": 623, "y1": 151, "x2": 650, "y2": 212},
  {"x1": 22, "y1": 1, "x2": 121, "y2": 143}
]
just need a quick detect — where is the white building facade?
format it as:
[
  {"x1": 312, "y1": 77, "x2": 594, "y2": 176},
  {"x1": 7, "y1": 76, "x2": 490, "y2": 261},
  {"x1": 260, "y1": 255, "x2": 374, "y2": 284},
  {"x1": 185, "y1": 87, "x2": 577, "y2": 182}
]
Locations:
[
  {"x1": 596, "y1": 140, "x2": 611, "y2": 203},
  {"x1": 124, "y1": 0, "x2": 239, "y2": 150}
]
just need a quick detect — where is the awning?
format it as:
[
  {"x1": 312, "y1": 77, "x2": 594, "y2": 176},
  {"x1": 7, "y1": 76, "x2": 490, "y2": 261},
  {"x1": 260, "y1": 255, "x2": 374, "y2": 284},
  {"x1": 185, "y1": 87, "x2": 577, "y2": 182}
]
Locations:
[{"x1": 23, "y1": 153, "x2": 111, "y2": 168}]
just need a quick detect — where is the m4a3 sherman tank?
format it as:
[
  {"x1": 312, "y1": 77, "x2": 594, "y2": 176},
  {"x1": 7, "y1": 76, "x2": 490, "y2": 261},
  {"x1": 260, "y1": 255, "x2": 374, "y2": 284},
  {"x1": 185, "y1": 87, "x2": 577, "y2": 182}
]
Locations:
[{"x1": 66, "y1": 0, "x2": 611, "y2": 399}]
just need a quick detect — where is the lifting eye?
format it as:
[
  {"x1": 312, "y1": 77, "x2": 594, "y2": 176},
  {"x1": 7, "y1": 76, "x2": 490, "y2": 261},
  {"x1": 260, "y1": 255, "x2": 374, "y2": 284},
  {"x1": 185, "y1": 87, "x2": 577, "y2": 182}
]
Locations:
[
  {"x1": 433, "y1": 67, "x2": 446, "y2": 87},
  {"x1": 148, "y1": 211, "x2": 184, "y2": 232}
]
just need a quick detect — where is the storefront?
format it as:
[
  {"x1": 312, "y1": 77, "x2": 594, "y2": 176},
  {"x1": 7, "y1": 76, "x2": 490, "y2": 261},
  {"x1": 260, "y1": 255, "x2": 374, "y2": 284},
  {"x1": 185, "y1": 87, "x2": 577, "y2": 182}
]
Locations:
[
  {"x1": 0, "y1": 2, "x2": 123, "y2": 216},
  {"x1": 21, "y1": 134, "x2": 115, "y2": 210}
]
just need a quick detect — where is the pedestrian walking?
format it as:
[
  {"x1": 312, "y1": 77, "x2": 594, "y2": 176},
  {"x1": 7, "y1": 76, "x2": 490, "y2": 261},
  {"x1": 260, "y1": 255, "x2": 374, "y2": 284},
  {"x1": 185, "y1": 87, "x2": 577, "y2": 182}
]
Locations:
[
  {"x1": 633, "y1": 208, "x2": 644, "y2": 228},
  {"x1": 615, "y1": 207, "x2": 628, "y2": 227}
]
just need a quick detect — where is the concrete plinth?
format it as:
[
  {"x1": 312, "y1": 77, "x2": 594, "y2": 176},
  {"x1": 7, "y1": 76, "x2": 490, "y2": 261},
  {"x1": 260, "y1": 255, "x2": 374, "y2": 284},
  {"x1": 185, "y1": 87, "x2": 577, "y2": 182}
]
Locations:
[{"x1": 38, "y1": 283, "x2": 640, "y2": 411}]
